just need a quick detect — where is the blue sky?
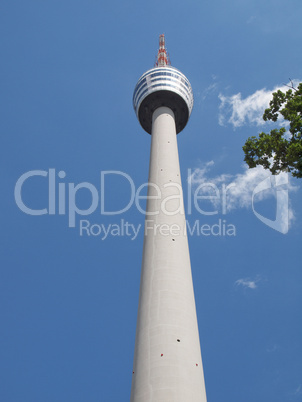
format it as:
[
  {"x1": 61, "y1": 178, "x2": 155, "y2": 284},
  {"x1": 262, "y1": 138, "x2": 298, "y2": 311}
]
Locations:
[{"x1": 1, "y1": 1, "x2": 301, "y2": 401}]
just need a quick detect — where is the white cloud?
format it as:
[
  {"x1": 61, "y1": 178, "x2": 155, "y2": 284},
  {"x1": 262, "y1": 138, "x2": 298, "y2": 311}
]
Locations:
[
  {"x1": 189, "y1": 161, "x2": 297, "y2": 231},
  {"x1": 235, "y1": 277, "x2": 260, "y2": 289},
  {"x1": 218, "y1": 80, "x2": 301, "y2": 128}
]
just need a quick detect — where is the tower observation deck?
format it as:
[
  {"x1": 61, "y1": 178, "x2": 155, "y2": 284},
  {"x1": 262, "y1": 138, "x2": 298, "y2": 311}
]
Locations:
[
  {"x1": 133, "y1": 35, "x2": 193, "y2": 134},
  {"x1": 131, "y1": 35, "x2": 207, "y2": 402}
]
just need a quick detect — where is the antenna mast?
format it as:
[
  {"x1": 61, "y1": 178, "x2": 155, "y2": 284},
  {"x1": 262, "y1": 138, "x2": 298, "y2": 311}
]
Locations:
[{"x1": 155, "y1": 34, "x2": 171, "y2": 67}]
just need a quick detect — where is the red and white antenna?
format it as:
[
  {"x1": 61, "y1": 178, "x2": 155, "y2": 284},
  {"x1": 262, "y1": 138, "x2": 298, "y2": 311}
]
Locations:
[{"x1": 155, "y1": 34, "x2": 171, "y2": 67}]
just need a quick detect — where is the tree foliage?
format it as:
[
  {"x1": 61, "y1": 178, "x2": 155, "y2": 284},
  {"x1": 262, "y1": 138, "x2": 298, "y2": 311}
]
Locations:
[{"x1": 243, "y1": 82, "x2": 302, "y2": 178}]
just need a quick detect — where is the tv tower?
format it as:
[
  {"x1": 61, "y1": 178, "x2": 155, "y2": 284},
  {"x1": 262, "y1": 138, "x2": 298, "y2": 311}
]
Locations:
[{"x1": 131, "y1": 35, "x2": 207, "y2": 401}]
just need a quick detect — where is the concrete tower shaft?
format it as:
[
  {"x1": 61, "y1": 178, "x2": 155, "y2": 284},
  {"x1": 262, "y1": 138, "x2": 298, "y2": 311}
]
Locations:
[{"x1": 131, "y1": 36, "x2": 207, "y2": 401}]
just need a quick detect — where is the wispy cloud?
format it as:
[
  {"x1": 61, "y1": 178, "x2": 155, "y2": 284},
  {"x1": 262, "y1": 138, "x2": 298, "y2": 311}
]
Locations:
[
  {"x1": 246, "y1": 15, "x2": 256, "y2": 24},
  {"x1": 294, "y1": 385, "x2": 302, "y2": 396},
  {"x1": 201, "y1": 82, "x2": 218, "y2": 101},
  {"x1": 289, "y1": 384, "x2": 302, "y2": 398},
  {"x1": 218, "y1": 80, "x2": 301, "y2": 128},
  {"x1": 266, "y1": 343, "x2": 279, "y2": 353},
  {"x1": 189, "y1": 161, "x2": 296, "y2": 210},
  {"x1": 188, "y1": 161, "x2": 297, "y2": 232},
  {"x1": 235, "y1": 276, "x2": 261, "y2": 289}
]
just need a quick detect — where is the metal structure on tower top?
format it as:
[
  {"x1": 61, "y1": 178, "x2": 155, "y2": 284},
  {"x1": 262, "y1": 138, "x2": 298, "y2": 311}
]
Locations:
[{"x1": 155, "y1": 34, "x2": 171, "y2": 67}]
